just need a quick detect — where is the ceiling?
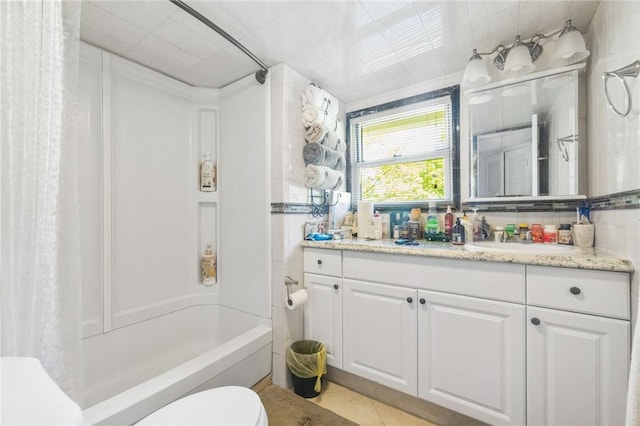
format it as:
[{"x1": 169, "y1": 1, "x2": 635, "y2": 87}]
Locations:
[{"x1": 80, "y1": 0, "x2": 600, "y2": 104}]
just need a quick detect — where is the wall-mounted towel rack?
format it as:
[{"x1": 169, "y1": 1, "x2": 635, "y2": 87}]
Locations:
[{"x1": 602, "y1": 60, "x2": 639, "y2": 117}]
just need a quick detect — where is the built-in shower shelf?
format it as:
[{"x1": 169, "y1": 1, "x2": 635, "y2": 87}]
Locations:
[{"x1": 197, "y1": 192, "x2": 218, "y2": 203}]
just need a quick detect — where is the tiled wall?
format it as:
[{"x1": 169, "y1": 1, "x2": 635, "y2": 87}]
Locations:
[
  {"x1": 586, "y1": 1, "x2": 640, "y2": 197},
  {"x1": 270, "y1": 64, "x2": 346, "y2": 388},
  {"x1": 585, "y1": 1, "x2": 640, "y2": 321}
]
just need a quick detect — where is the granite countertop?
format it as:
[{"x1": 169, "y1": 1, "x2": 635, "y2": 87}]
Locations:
[{"x1": 300, "y1": 238, "x2": 634, "y2": 273}]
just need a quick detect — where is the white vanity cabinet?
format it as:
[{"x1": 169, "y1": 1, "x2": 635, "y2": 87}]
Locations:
[
  {"x1": 301, "y1": 246, "x2": 631, "y2": 426},
  {"x1": 303, "y1": 249, "x2": 343, "y2": 368},
  {"x1": 342, "y1": 279, "x2": 417, "y2": 395},
  {"x1": 418, "y1": 290, "x2": 525, "y2": 426},
  {"x1": 526, "y1": 266, "x2": 630, "y2": 426}
]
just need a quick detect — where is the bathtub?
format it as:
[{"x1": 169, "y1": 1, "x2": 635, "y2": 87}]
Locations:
[{"x1": 82, "y1": 305, "x2": 272, "y2": 426}]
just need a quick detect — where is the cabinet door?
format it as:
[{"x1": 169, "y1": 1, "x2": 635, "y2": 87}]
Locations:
[
  {"x1": 527, "y1": 306, "x2": 629, "y2": 426},
  {"x1": 343, "y1": 279, "x2": 417, "y2": 395},
  {"x1": 418, "y1": 290, "x2": 525, "y2": 426},
  {"x1": 303, "y1": 273, "x2": 342, "y2": 368}
]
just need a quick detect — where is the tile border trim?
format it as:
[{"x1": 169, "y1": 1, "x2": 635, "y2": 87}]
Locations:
[
  {"x1": 271, "y1": 202, "x2": 313, "y2": 214},
  {"x1": 588, "y1": 189, "x2": 640, "y2": 211}
]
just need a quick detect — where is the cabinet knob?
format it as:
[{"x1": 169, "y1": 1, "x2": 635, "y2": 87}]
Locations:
[
  {"x1": 531, "y1": 317, "x2": 541, "y2": 326},
  {"x1": 419, "y1": 298, "x2": 426, "y2": 305},
  {"x1": 317, "y1": 259, "x2": 322, "y2": 265},
  {"x1": 570, "y1": 286, "x2": 581, "y2": 295},
  {"x1": 406, "y1": 297, "x2": 413, "y2": 303},
  {"x1": 333, "y1": 284, "x2": 339, "y2": 290}
]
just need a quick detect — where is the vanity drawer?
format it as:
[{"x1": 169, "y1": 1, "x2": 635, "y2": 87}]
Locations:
[
  {"x1": 304, "y1": 248, "x2": 342, "y2": 276},
  {"x1": 527, "y1": 266, "x2": 630, "y2": 319}
]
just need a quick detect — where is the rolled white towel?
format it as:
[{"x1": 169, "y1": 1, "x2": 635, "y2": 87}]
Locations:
[
  {"x1": 304, "y1": 165, "x2": 343, "y2": 190},
  {"x1": 325, "y1": 132, "x2": 346, "y2": 154},
  {"x1": 302, "y1": 104, "x2": 325, "y2": 128},
  {"x1": 301, "y1": 84, "x2": 328, "y2": 110},
  {"x1": 304, "y1": 123, "x2": 329, "y2": 144}
]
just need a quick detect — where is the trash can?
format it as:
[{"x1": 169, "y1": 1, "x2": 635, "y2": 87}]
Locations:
[{"x1": 286, "y1": 340, "x2": 327, "y2": 398}]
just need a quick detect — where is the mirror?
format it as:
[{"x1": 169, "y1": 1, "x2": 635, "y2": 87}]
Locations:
[{"x1": 468, "y1": 65, "x2": 585, "y2": 200}]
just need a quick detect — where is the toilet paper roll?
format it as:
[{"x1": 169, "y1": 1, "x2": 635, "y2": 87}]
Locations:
[{"x1": 287, "y1": 289, "x2": 309, "y2": 310}]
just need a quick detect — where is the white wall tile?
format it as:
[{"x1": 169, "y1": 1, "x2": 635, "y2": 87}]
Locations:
[{"x1": 586, "y1": 1, "x2": 640, "y2": 196}]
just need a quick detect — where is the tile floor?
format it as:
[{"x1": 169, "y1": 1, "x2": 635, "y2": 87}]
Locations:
[{"x1": 309, "y1": 381, "x2": 437, "y2": 426}]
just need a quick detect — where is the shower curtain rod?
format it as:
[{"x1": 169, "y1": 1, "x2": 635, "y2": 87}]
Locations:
[{"x1": 169, "y1": 0, "x2": 268, "y2": 84}]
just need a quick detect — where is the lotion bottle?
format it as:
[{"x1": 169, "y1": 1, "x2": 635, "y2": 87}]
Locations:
[
  {"x1": 200, "y1": 152, "x2": 215, "y2": 192},
  {"x1": 201, "y1": 245, "x2": 216, "y2": 286}
]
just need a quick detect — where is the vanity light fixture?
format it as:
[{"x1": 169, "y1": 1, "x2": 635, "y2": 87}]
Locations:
[{"x1": 462, "y1": 19, "x2": 590, "y2": 89}]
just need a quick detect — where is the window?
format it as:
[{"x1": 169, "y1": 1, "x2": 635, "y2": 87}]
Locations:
[{"x1": 347, "y1": 86, "x2": 459, "y2": 207}]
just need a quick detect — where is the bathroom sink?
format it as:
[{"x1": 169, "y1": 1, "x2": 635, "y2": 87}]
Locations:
[{"x1": 465, "y1": 241, "x2": 582, "y2": 255}]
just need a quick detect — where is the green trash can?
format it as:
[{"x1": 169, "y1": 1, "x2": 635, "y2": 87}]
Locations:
[{"x1": 286, "y1": 340, "x2": 327, "y2": 398}]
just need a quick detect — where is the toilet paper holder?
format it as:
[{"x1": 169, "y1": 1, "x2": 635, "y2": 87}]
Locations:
[{"x1": 285, "y1": 276, "x2": 302, "y2": 305}]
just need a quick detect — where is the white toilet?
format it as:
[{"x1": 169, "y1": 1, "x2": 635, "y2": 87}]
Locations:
[
  {"x1": 136, "y1": 386, "x2": 268, "y2": 426},
  {"x1": 0, "y1": 357, "x2": 84, "y2": 426}
]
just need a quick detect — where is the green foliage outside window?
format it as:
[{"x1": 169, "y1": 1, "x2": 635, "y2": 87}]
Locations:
[{"x1": 361, "y1": 158, "x2": 445, "y2": 202}]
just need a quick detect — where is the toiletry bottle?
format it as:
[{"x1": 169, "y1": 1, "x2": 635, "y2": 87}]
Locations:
[
  {"x1": 426, "y1": 202, "x2": 439, "y2": 235},
  {"x1": 518, "y1": 223, "x2": 529, "y2": 240},
  {"x1": 200, "y1": 152, "x2": 215, "y2": 192},
  {"x1": 451, "y1": 217, "x2": 465, "y2": 245},
  {"x1": 201, "y1": 245, "x2": 216, "y2": 286},
  {"x1": 471, "y1": 209, "x2": 482, "y2": 241},
  {"x1": 531, "y1": 223, "x2": 543, "y2": 243},
  {"x1": 444, "y1": 205, "x2": 454, "y2": 238},
  {"x1": 400, "y1": 212, "x2": 410, "y2": 238},
  {"x1": 460, "y1": 211, "x2": 473, "y2": 244},
  {"x1": 543, "y1": 224, "x2": 557, "y2": 244},
  {"x1": 558, "y1": 224, "x2": 572, "y2": 244},
  {"x1": 481, "y1": 217, "x2": 490, "y2": 241},
  {"x1": 408, "y1": 208, "x2": 422, "y2": 239}
]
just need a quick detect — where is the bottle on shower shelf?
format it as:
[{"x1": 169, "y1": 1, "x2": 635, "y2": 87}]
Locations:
[
  {"x1": 200, "y1": 152, "x2": 215, "y2": 192},
  {"x1": 201, "y1": 245, "x2": 216, "y2": 286}
]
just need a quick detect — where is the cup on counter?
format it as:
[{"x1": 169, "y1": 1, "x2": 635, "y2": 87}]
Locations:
[{"x1": 572, "y1": 224, "x2": 595, "y2": 248}]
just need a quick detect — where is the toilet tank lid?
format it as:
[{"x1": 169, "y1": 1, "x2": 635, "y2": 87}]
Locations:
[
  {"x1": 137, "y1": 386, "x2": 265, "y2": 425},
  {"x1": 0, "y1": 357, "x2": 83, "y2": 426}
]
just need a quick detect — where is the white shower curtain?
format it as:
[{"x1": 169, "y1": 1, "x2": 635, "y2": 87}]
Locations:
[{"x1": 1, "y1": 0, "x2": 83, "y2": 403}]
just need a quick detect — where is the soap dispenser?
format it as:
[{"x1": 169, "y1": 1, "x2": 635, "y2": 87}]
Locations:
[{"x1": 451, "y1": 217, "x2": 465, "y2": 245}]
